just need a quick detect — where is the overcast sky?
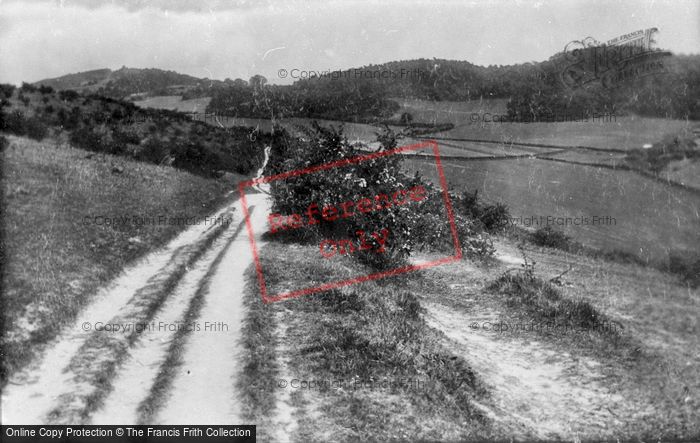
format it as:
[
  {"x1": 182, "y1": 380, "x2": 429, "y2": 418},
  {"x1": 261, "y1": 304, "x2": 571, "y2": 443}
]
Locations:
[{"x1": 1, "y1": 0, "x2": 698, "y2": 85}]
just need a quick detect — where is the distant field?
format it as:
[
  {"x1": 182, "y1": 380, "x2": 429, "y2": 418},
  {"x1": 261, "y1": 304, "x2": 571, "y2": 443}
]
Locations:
[
  {"x1": 404, "y1": 156, "x2": 700, "y2": 264},
  {"x1": 391, "y1": 98, "x2": 509, "y2": 125},
  {"x1": 397, "y1": 99, "x2": 695, "y2": 151},
  {"x1": 134, "y1": 95, "x2": 211, "y2": 113},
  {"x1": 542, "y1": 150, "x2": 627, "y2": 167},
  {"x1": 182, "y1": 115, "x2": 402, "y2": 144},
  {"x1": 439, "y1": 116, "x2": 695, "y2": 151}
]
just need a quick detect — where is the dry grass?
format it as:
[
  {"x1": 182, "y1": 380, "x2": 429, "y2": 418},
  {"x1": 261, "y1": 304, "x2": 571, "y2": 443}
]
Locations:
[
  {"x1": 239, "y1": 241, "x2": 495, "y2": 441},
  {"x1": 422, "y1": 238, "x2": 700, "y2": 440},
  {"x1": 0, "y1": 135, "x2": 235, "y2": 385}
]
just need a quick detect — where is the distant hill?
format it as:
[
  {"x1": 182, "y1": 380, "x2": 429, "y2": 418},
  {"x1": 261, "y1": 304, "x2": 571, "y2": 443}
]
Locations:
[
  {"x1": 203, "y1": 54, "x2": 700, "y2": 122},
  {"x1": 33, "y1": 49, "x2": 700, "y2": 123},
  {"x1": 34, "y1": 67, "x2": 222, "y2": 100}
]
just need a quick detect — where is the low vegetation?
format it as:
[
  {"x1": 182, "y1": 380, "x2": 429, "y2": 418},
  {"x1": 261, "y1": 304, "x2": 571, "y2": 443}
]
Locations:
[
  {"x1": 0, "y1": 136, "x2": 235, "y2": 385},
  {"x1": 0, "y1": 83, "x2": 269, "y2": 177},
  {"x1": 625, "y1": 133, "x2": 700, "y2": 174},
  {"x1": 240, "y1": 241, "x2": 493, "y2": 441},
  {"x1": 488, "y1": 249, "x2": 617, "y2": 335},
  {"x1": 453, "y1": 189, "x2": 510, "y2": 233},
  {"x1": 527, "y1": 225, "x2": 699, "y2": 287},
  {"x1": 530, "y1": 225, "x2": 573, "y2": 250}
]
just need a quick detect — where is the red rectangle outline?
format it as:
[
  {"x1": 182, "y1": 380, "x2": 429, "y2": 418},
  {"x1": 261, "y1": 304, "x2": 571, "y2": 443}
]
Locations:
[{"x1": 238, "y1": 140, "x2": 461, "y2": 303}]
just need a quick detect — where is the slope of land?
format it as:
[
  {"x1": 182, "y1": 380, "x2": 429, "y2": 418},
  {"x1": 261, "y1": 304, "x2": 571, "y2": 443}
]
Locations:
[
  {"x1": 0, "y1": 135, "x2": 242, "y2": 386},
  {"x1": 240, "y1": 234, "x2": 699, "y2": 441},
  {"x1": 1, "y1": 185, "x2": 270, "y2": 424}
]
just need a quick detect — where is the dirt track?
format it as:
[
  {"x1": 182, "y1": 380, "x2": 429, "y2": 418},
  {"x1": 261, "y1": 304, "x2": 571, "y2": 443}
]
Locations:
[{"x1": 1, "y1": 192, "x2": 270, "y2": 425}]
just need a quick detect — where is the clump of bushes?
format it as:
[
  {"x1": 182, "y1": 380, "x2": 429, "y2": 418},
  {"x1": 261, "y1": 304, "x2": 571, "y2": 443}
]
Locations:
[
  {"x1": 0, "y1": 84, "x2": 15, "y2": 99},
  {"x1": 20, "y1": 82, "x2": 37, "y2": 93},
  {"x1": 488, "y1": 252, "x2": 614, "y2": 333},
  {"x1": 268, "y1": 124, "x2": 424, "y2": 269},
  {"x1": 69, "y1": 126, "x2": 106, "y2": 152},
  {"x1": 24, "y1": 117, "x2": 49, "y2": 141},
  {"x1": 410, "y1": 189, "x2": 495, "y2": 259},
  {"x1": 626, "y1": 133, "x2": 700, "y2": 174},
  {"x1": 454, "y1": 189, "x2": 510, "y2": 232},
  {"x1": 668, "y1": 253, "x2": 700, "y2": 288},
  {"x1": 58, "y1": 89, "x2": 80, "y2": 102},
  {"x1": 530, "y1": 226, "x2": 572, "y2": 250},
  {"x1": 0, "y1": 111, "x2": 48, "y2": 141}
]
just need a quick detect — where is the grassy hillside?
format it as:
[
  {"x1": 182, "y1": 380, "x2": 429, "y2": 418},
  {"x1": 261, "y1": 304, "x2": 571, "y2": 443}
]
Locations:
[
  {"x1": 240, "y1": 242, "x2": 494, "y2": 441},
  {"x1": 238, "y1": 234, "x2": 699, "y2": 440},
  {"x1": 0, "y1": 135, "x2": 241, "y2": 385},
  {"x1": 0, "y1": 83, "x2": 269, "y2": 177}
]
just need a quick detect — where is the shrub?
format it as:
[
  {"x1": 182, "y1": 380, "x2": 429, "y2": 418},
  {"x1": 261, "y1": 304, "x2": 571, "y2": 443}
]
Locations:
[
  {"x1": 454, "y1": 190, "x2": 510, "y2": 233},
  {"x1": 58, "y1": 90, "x2": 80, "y2": 102},
  {"x1": 488, "y1": 254, "x2": 614, "y2": 333},
  {"x1": 138, "y1": 137, "x2": 170, "y2": 164},
  {"x1": 0, "y1": 110, "x2": 48, "y2": 140},
  {"x1": 69, "y1": 126, "x2": 107, "y2": 152},
  {"x1": 625, "y1": 133, "x2": 700, "y2": 174},
  {"x1": 668, "y1": 253, "x2": 700, "y2": 287},
  {"x1": 530, "y1": 226, "x2": 571, "y2": 250},
  {"x1": 24, "y1": 117, "x2": 48, "y2": 141},
  {"x1": 57, "y1": 106, "x2": 83, "y2": 130},
  {"x1": 0, "y1": 84, "x2": 16, "y2": 99},
  {"x1": 269, "y1": 124, "x2": 433, "y2": 269},
  {"x1": 20, "y1": 82, "x2": 37, "y2": 93},
  {"x1": 38, "y1": 84, "x2": 54, "y2": 94},
  {"x1": 411, "y1": 190, "x2": 494, "y2": 259},
  {"x1": 1, "y1": 110, "x2": 27, "y2": 135}
]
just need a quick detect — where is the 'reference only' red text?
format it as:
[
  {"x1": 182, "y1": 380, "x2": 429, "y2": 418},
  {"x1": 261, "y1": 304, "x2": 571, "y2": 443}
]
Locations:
[{"x1": 267, "y1": 185, "x2": 427, "y2": 234}]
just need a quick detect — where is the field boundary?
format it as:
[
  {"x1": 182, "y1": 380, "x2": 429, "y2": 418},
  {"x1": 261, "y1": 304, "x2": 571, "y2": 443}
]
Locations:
[
  {"x1": 415, "y1": 135, "x2": 628, "y2": 154},
  {"x1": 406, "y1": 138, "x2": 700, "y2": 196}
]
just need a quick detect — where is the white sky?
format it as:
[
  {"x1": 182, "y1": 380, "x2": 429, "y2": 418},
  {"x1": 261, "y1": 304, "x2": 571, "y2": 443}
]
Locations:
[{"x1": 0, "y1": 0, "x2": 698, "y2": 85}]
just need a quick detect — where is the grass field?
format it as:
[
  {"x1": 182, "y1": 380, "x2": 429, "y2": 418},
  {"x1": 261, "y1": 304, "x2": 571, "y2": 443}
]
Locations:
[
  {"x1": 390, "y1": 98, "x2": 510, "y2": 125},
  {"x1": 396, "y1": 99, "x2": 695, "y2": 151},
  {"x1": 414, "y1": 239, "x2": 699, "y2": 439},
  {"x1": 133, "y1": 95, "x2": 211, "y2": 113},
  {"x1": 403, "y1": 156, "x2": 700, "y2": 265},
  {"x1": 239, "y1": 241, "x2": 494, "y2": 441},
  {"x1": 237, "y1": 234, "x2": 699, "y2": 439},
  {"x1": 0, "y1": 135, "x2": 237, "y2": 384}
]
